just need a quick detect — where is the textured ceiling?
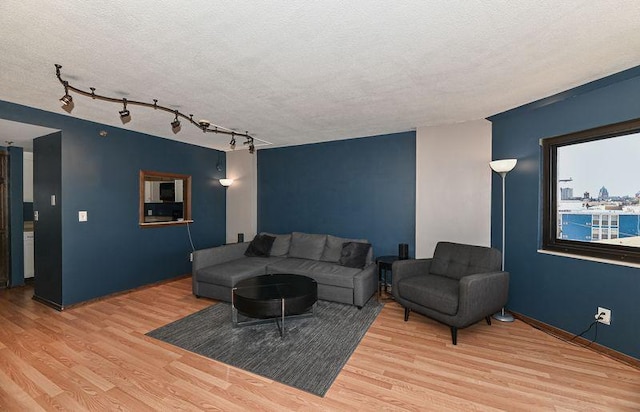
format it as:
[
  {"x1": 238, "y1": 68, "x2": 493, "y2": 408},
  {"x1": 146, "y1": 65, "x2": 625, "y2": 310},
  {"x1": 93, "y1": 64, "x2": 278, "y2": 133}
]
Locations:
[{"x1": 1, "y1": 1, "x2": 640, "y2": 152}]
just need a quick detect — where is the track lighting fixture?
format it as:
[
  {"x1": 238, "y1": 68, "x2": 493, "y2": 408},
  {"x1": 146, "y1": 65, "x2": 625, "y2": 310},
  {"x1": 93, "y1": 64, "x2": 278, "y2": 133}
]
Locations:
[
  {"x1": 198, "y1": 119, "x2": 211, "y2": 130},
  {"x1": 59, "y1": 93, "x2": 73, "y2": 106},
  {"x1": 244, "y1": 136, "x2": 255, "y2": 154},
  {"x1": 59, "y1": 79, "x2": 74, "y2": 113},
  {"x1": 53, "y1": 63, "x2": 257, "y2": 153},
  {"x1": 119, "y1": 98, "x2": 131, "y2": 124},
  {"x1": 59, "y1": 78, "x2": 72, "y2": 105},
  {"x1": 171, "y1": 111, "x2": 181, "y2": 133}
]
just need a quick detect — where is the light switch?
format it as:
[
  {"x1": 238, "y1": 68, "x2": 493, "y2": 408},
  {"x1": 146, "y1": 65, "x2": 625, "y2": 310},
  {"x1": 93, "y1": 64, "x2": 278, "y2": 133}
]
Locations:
[
  {"x1": 78, "y1": 211, "x2": 88, "y2": 222},
  {"x1": 51, "y1": 195, "x2": 56, "y2": 206},
  {"x1": 34, "y1": 211, "x2": 39, "y2": 221}
]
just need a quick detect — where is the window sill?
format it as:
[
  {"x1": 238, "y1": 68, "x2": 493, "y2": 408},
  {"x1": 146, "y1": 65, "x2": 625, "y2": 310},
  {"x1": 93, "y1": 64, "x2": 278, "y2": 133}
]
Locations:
[
  {"x1": 537, "y1": 249, "x2": 640, "y2": 269},
  {"x1": 139, "y1": 220, "x2": 194, "y2": 228}
]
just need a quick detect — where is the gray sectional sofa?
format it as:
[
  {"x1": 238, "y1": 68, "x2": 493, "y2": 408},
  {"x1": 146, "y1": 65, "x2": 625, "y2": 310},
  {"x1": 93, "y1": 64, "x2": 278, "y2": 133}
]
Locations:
[{"x1": 192, "y1": 232, "x2": 378, "y2": 308}]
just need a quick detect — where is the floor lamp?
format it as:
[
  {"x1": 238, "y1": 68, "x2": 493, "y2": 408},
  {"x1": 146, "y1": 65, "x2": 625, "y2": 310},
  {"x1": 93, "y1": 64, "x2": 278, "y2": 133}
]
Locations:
[{"x1": 490, "y1": 158, "x2": 517, "y2": 322}]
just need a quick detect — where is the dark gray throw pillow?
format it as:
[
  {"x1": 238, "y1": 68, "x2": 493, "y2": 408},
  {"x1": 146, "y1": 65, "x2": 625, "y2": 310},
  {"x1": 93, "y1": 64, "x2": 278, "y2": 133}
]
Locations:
[
  {"x1": 245, "y1": 234, "x2": 276, "y2": 257},
  {"x1": 339, "y1": 242, "x2": 372, "y2": 269}
]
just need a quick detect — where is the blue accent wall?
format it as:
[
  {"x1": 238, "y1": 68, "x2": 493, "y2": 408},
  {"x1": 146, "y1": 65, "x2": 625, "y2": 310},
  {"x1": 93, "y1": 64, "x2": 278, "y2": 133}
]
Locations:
[
  {"x1": 8, "y1": 146, "x2": 24, "y2": 287},
  {"x1": 1, "y1": 100, "x2": 227, "y2": 307},
  {"x1": 489, "y1": 66, "x2": 640, "y2": 359},
  {"x1": 257, "y1": 131, "x2": 416, "y2": 257}
]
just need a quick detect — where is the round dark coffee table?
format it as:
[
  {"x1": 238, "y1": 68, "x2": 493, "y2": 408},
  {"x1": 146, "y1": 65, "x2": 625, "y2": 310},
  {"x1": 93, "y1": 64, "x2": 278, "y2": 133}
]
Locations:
[{"x1": 232, "y1": 274, "x2": 318, "y2": 337}]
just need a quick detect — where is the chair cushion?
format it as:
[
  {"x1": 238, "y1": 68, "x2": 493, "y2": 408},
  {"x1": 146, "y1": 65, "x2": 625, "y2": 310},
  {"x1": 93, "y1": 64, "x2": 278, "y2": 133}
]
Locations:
[
  {"x1": 397, "y1": 274, "x2": 460, "y2": 315},
  {"x1": 430, "y1": 242, "x2": 501, "y2": 280},
  {"x1": 288, "y1": 232, "x2": 327, "y2": 260},
  {"x1": 261, "y1": 232, "x2": 291, "y2": 257}
]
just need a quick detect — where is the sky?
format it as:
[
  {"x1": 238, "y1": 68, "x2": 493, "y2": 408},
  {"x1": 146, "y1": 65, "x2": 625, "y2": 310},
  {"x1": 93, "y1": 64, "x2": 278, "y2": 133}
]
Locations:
[{"x1": 557, "y1": 131, "x2": 639, "y2": 197}]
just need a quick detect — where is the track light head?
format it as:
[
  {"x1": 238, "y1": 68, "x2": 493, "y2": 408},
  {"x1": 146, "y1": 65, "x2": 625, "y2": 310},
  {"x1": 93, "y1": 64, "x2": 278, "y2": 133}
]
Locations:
[
  {"x1": 60, "y1": 94, "x2": 73, "y2": 106},
  {"x1": 59, "y1": 93, "x2": 74, "y2": 113},
  {"x1": 119, "y1": 99, "x2": 131, "y2": 123},
  {"x1": 199, "y1": 119, "x2": 210, "y2": 130},
  {"x1": 245, "y1": 136, "x2": 255, "y2": 154},
  {"x1": 60, "y1": 80, "x2": 73, "y2": 110},
  {"x1": 171, "y1": 112, "x2": 181, "y2": 134}
]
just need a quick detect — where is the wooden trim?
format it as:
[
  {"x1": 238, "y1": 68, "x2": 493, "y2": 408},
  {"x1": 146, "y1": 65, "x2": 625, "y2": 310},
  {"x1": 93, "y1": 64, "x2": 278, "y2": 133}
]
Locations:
[
  {"x1": 512, "y1": 311, "x2": 640, "y2": 369},
  {"x1": 139, "y1": 170, "x2": 192, "y2": 226},
  {"x1": 138, "y1": 219, "x2": 194, "y2": 228},
  {"x1": 33, "y1": 274, "x2": 191, "y2": 311}
]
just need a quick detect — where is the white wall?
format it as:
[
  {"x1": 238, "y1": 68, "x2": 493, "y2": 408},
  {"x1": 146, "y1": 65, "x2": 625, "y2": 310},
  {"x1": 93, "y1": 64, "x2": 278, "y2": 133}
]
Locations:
[
  {"x1": 415, "y1": 120, "x2": 492, "y2": 258},
  {"x1": 225, "y1": 149, "x2": 257, "y2": 244},
  {"x1": 23, "y1": 151, "x2": 33, "y2": 202}
]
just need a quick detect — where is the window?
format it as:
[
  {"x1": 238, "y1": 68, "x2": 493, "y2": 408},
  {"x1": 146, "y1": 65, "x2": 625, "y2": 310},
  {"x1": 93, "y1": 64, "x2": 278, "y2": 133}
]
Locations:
[
  {"x1": 139, "y1": 170, "x2": 192, "y2": 227},
  {"x1": 542, "y1": 118, "x2": 640, "y2": 263}
]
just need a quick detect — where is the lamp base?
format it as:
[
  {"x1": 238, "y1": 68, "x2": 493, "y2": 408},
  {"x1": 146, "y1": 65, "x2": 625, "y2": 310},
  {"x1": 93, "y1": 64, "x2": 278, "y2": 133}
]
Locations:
[{"x1": 492, "y1": 308, "x2": 514, "y2": 323}]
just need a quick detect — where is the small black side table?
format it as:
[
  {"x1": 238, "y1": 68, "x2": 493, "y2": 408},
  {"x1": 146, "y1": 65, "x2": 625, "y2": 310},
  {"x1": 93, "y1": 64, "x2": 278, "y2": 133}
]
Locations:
[{"x1": 376, "y1": 255, "x2": 404, "y2": 296}]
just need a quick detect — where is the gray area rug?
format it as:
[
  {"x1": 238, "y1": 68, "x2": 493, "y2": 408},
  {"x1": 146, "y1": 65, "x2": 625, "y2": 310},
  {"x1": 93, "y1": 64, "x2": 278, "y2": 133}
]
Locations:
[{"x1": 147, "y1": 298, "x2": 382, "y2": 397}]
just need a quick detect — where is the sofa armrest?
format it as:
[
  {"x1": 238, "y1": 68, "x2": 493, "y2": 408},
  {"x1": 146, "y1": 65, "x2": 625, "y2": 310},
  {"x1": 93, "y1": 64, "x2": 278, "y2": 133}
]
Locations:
[
  {"x1": 353, "y1": 263, "x2": 378, "y2": 307},
  {"x1": 192, "y1": 242, "x2": 249, "y2": 273},
  {"x1": 391, "y1": 259, "x2": 432, "y2": 297},
  {"x1": 456, "y1": 271, "x2": 509, "y2": 326}
]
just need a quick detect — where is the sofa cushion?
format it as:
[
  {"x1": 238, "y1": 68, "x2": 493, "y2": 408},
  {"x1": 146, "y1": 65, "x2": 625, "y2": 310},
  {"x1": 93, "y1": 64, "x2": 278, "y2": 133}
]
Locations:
[
  {"x1": 244, "y1": 234, "x2": 276, "y2": 257},
  {"x1": 321, "y1": 235, "x2": 361, "y2": 262},
  {"x1": 267, "y1": 258, "x2": 360, "y2": 289},
  {"x1": 288, "y1": 232, "x2": 327, "y2": 260},
  {"x1": 430, "y1": 242, "x2": 501, "y2": 280},
  {"x1": 339, "y1": 242, "x2": 371, "y2": 269},
  {"x1": 398, "y1": 274, "x2": 460, "y2": 315},
  {"x1": 261, "y1": 233, "x2": 291, "y2": 257},
  {"x1": 321, "y1": 235, "x2": 374, "y2": 265},
  {"x1": 196, "y1": 257, "x2": 284, "y2": 287}
]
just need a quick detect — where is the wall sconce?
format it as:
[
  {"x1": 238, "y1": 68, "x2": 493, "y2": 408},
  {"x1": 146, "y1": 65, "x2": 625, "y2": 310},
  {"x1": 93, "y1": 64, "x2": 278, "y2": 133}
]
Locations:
[{"x1": 219, "y1": 179, "x2": 234, "y2": 187}]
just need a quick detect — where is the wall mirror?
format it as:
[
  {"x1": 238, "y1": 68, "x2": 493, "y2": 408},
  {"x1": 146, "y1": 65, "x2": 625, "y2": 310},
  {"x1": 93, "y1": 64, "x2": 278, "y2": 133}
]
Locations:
[{"x1": 139, "y1": 170, "x2": 192, "y2": 227}]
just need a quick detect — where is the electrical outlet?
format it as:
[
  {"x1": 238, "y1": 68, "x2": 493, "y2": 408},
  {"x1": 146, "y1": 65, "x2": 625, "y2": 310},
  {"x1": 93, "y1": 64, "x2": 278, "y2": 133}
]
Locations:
[{"x1": 596, "y1": 307, "x2": 611, "y2": 325}]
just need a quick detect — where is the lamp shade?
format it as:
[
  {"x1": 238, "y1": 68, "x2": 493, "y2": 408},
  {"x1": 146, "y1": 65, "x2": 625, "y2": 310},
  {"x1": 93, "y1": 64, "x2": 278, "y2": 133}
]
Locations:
[
  {"x1": 489, "y1": 159, "x2": 517, "y2": 173},
  {"x1": 219, "y1": 178, "x2": 234, "y2": 187}
]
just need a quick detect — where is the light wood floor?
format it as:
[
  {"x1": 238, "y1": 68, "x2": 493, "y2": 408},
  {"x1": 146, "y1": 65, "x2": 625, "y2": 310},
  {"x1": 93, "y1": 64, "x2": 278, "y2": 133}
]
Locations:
[{"x1": 0, "y1": 278, "x2": 638, "y2": 411}]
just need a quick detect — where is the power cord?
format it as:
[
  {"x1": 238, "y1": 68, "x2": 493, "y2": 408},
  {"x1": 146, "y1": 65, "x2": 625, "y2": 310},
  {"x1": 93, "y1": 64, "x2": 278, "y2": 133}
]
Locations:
[
  {"x1": 186, "y1": 221, "x2": 196, "y2": 252},
  {"x1": 517, "y1": 312, "x2": 636, "y2": 369},
  {"x1": 519, "y1": 312, "x2": 604, "y2": 350},
  {"x1": 569, "y1": 311, "x2": 604, "y2": 346}
]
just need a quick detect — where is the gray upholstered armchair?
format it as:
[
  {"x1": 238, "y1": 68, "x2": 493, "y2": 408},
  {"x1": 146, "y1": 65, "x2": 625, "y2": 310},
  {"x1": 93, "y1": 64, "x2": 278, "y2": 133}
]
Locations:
[{"x1": 391, "y1": 242, "x2": 509, "y2": 345}]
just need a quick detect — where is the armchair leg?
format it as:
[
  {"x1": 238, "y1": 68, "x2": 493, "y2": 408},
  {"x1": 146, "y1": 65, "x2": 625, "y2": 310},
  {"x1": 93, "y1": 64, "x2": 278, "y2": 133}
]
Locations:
[
  {"x1": 404, "y1": 307, "x2": 410, "y2": 321},
  {"x1": 451, "y1": 326, "x2": 457, "y2": 345},
  {"x1": 485, "y1": 316, "x2": 491, "y2": 325}
]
